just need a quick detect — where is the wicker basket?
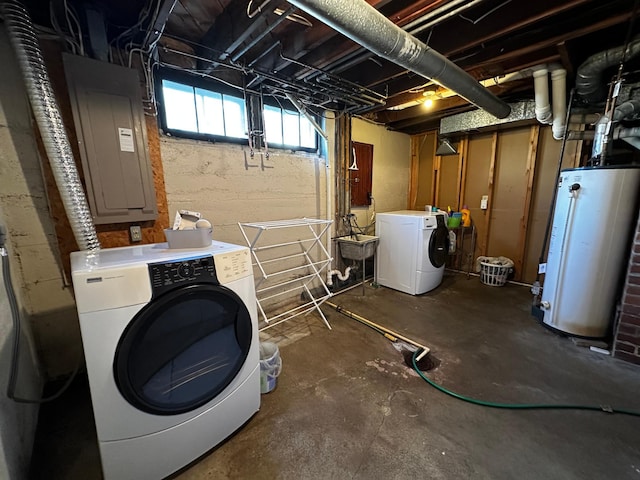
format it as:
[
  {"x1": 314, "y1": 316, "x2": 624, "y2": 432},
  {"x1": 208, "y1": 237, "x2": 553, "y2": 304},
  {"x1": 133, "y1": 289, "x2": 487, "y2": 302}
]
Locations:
[{"x1": 479, "y1": 260, "x2": 513, "y2": 287}]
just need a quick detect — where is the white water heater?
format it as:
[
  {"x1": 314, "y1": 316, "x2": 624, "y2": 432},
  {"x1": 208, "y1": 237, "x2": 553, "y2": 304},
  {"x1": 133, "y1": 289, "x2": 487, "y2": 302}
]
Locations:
[{"x1": 541, "y1": 166, "x2": 640, "y2": 337}]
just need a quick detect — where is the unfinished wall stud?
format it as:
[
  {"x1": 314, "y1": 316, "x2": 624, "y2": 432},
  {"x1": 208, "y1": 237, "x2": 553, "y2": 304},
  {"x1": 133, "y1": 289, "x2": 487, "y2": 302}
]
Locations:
[{"x1": 481, "y1": 132, "x2": 498, "y2": 255}]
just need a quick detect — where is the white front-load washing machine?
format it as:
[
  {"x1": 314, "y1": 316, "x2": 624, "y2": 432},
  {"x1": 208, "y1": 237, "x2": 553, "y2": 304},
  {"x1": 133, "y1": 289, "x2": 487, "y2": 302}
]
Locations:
[
  {"x1": 71, "y1": 241, "x2": 260, "y2": 480},
  {"x1": 375, "y1": 210, "x2": 449, "y2": 295}
]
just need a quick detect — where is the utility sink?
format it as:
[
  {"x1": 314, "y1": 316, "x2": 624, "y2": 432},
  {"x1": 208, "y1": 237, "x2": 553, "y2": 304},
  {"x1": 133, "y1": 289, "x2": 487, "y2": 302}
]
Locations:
[{"x1": 337, "y1": 235, "x2": 379, "y2": 261}]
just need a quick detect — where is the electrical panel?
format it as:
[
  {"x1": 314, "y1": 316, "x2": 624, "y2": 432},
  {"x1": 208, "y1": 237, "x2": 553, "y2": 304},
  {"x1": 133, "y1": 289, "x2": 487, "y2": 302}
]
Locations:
[{"x1": 63, "y1": 53, "x2": 157, "y2": 224}]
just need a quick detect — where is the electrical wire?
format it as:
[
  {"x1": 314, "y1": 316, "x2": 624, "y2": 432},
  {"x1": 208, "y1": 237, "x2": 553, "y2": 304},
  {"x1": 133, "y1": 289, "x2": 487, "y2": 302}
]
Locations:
[
  {"x1": 2, "y1": 248, "x2": 80, "y2": 404},
  {"x1": 63, "y1": 0, "x2": 84, "y2": 56},
  {"x1": 411, "y1": 349, "x2": 640, "y2": 417}
]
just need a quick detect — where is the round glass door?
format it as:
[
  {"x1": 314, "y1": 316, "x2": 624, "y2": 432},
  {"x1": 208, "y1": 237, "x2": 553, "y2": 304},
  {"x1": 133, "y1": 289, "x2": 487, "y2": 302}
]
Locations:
[
  {"x1": 114, "y1": 284, "x2": 252, "y2": 415},
  {"x1": 429, "y1": 225, "x2": 449, "y2": 268}
]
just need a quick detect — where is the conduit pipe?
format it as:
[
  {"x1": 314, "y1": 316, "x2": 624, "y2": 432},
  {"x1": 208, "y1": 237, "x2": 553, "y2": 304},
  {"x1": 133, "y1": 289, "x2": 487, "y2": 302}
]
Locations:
[
  {"x1": 1, "y1": 0, "x2": 100, "y2": 251},
  {"x1": 287, "y1": 0, "x2": 511, "y2": 119}
]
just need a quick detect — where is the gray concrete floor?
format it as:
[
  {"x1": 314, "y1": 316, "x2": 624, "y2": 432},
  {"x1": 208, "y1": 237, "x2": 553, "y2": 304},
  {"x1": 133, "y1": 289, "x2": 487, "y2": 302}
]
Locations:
[{"x1": 30, "y1": 273, "x2": 640, "y2": 479}]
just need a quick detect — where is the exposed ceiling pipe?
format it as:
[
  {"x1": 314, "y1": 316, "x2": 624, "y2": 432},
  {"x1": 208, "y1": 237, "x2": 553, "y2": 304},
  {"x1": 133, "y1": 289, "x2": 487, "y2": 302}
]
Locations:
[
  {"x1": 576, "y1": 37, "x2": 640, "y2": 103},
  {"x1": 612, "y1": 99, "x2": 640, "y2": 121},
  {"x1": 532, "y1": 63, "x2": 567, "y2": 139},
  {"x1": 390, "y1": 68, "x2": 533, "y2": 111},
  {"x1": 533, "y1": 65, "x2": 552, "y2": 124},
  {"x1": 1, "y1": 0, "x2": 100, "y2": 251},
  {"x1": 298, "y1": 0, "x2": 488, "y2": 84},
  {"x1": 285, "y1": 92, "x2": 328, "y2": 140},
  {"x1": 411, "y1": 0, "x2": 487, "y2": 36},
  {"x1": 550, "y1": 67, "x2": 567, "y2": 140},
  {"x1": 402, "y1": 0, "x2": 467, "y2": 31},
  {"x1": 231, "y1": 6, "x2": 297, "y2": 62},
  {"x1": 286, "y1": 0, "x2": 511, "y2": 119}
]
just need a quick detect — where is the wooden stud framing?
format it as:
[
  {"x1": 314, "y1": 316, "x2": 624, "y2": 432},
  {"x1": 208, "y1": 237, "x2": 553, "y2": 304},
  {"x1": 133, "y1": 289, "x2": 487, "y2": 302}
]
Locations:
[
  {"x1": 456, "y1": 136, "x2": 468, "y2": 210},
  {"x1": 433, "y1": 154, "x2": 441, "y2": 207},
  {"x1": 515, "y1": 125, "x2": 540, "y2": 279},
  {"x1": 481, "y1": 132, "x2": 498, "y2": 256},
  {"x1": 408, "y1": 135, "x2": 421, "y2": 209}
]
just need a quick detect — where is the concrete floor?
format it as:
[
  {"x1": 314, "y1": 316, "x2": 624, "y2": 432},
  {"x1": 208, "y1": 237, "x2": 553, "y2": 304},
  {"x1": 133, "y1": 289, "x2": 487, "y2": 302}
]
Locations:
[{"x1": 30, "y1": 273, "x2": 640, "y2": 479}]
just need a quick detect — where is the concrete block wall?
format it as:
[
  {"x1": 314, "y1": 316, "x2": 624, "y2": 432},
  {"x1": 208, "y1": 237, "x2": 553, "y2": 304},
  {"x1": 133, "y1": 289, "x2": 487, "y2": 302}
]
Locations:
[
  {"x1": 614, "y1": 215, "x2": 640, "y2": 364},
  {"x1": 0, "y1": 28, "x2": 79, "y2": 379},
  {"x1": 0, "y1": 25, "x2": 46, "y2": 478}
]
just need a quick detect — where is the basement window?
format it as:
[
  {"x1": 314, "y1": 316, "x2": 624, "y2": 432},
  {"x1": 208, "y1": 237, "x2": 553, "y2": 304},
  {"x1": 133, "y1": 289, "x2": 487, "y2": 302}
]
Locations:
[
  {"x1": 264, "y1": 104, "x2": 317, "y2": 149},
  {"x1": 161, "y1": 80, "x2": 246, "y2": 139},
  {"x1": 159, "y1": 77, "x2": 317, "y2": 151}
]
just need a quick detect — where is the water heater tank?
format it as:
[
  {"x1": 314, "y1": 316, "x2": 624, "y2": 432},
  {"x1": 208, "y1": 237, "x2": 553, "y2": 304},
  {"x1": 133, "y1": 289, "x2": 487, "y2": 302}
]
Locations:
[{"x1": 541, "y1": 166, "x2": 640, "y2": 337}]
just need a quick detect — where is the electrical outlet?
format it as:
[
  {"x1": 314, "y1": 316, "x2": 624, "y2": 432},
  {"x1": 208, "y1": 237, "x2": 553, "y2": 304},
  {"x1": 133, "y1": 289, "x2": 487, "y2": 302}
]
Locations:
[
  {"x1": 480, "y1": 195, "x2": 489, "y2": 210},
  {"x1": 130, "y1": 225, "x2": 142, "y2": 242}
]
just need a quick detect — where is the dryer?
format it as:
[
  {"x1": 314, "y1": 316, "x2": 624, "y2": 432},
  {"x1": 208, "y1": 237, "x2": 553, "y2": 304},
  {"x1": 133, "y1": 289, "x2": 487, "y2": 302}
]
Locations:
[
  {"x1": 71, "y1": 241, "x2": 260, "y2": 480},
  {"x1": 375, "y1": 210, "x2": 449, "y2": 295}
]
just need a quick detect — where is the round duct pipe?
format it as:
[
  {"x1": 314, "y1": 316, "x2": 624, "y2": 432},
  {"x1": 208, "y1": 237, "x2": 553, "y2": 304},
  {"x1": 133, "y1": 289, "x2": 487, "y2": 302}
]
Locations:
[
  {"x1": 287, "y1": 0, "x2": 511, "y2": 119},
  {"x1": 576, "y1": 38, "x2": 640, "y2": 103},
  {"x1": 1, "y1": 0, "x2": 100, "y2": 251}
]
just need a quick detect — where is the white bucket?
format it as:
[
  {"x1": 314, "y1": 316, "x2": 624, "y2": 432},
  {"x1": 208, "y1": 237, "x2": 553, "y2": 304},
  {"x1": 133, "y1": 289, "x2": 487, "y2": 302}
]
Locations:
[{"x1": 259, "y1": 342, "x2": 282, "y2": 394}]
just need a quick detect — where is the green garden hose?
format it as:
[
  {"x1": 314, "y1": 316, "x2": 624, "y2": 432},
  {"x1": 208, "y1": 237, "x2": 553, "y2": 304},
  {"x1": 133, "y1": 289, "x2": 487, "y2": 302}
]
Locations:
[{"x1": 411, "y1": 349, "x2": 640, "y2": 418}]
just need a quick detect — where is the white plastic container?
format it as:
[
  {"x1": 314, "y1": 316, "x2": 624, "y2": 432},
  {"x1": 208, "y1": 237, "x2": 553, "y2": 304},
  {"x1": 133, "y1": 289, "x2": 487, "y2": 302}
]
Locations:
[
  {"x1": 259, "y1": 342, "x2": 282, "y2": 394},
  {"x1": 163, "y1": 228, "x2": 212, "y2": 249}
]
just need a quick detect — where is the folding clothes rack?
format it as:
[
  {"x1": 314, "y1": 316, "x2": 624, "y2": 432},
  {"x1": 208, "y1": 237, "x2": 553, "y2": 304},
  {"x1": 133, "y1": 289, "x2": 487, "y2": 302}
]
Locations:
[{"x1": 238, "y1": 218, "x2": 333, "y2": 331}]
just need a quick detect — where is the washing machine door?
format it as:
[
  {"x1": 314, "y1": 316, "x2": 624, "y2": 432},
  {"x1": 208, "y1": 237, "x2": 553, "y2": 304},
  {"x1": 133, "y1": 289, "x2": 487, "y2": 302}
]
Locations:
[
  {"x1": 114, "y1": 284, "x2": 252, "y2": 415},
  {"x1": 429, "y1": 224, "x2": 449, "y2": 268}
]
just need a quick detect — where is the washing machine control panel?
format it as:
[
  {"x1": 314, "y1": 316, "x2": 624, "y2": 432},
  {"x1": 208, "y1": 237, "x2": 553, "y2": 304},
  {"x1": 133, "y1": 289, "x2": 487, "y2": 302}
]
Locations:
[{"x1": 149, "y1": 256, "x2": 218, "y2": 297}]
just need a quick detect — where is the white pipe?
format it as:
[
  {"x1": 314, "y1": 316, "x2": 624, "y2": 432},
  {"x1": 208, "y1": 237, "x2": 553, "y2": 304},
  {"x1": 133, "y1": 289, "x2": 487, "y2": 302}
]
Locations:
[
  {"x1": 550, "y1": 66, "x2": 567, "y2": 140},
  {"x1": 326, "y1": 267, "x2": 351, "y2": 286},
  {"x1": 533, "y1": 65, "x2": 552, "y2": 125},
  {"x1": 325, "y1": 112, "x2": 334, "y2": 284}
]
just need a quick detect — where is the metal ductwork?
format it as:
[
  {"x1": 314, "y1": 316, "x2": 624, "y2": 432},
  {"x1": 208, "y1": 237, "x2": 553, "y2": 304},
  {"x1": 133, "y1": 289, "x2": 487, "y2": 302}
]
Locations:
[
  {"x1": 286, "y1": 0, "x2": 511, "y2": 119},
  {"x1": 576, "y1": 37, "x2": 640, "y2": 103},
  {"x1": 1, "y1": 0, "x2": 100, "y2": 251},
  {"x1": 435, "y1": 138, "x2": 458, "y2": 156},
  {"x1": 613, "y1": 99, "x2": 640, "y2": 122}
]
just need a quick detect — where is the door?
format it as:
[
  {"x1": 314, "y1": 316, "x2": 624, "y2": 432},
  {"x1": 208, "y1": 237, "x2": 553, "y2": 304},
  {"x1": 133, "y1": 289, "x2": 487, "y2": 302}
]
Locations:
[
  {"x1": 350, "y1": 141, "x2": 373, "y2": 207},
  {"x1": 114, "y1": 284, "x2": 252, "y2": 415},
  {"x1": 429, "y1": 219, "x2": 449, "y2": 268}
]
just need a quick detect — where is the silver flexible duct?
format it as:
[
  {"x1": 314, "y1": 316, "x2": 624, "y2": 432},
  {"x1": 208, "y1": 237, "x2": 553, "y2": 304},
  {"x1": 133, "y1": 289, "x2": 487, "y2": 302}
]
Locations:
[
  {"x1": 1, "y1": 0, "x2": 100, "y2": 251},
  {"x1": 287, "y1": 0, "x2": 511, "y2": 119}
]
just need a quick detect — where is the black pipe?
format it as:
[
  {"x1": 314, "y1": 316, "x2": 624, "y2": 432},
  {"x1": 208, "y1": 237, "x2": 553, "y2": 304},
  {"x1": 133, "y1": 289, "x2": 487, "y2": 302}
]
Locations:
[{"x1": 536, "y1": 89, "x2": 576, "y2": 286}]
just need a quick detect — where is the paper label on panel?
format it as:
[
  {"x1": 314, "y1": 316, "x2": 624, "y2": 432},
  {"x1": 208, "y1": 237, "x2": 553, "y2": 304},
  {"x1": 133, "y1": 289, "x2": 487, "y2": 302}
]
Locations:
[{"x1": 118, "y1": 127, "x2": 135, "y2": 152}]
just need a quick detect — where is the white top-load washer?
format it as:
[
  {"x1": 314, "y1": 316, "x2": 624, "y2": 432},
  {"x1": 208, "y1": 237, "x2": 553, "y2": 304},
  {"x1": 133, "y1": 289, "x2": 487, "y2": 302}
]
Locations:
[
  {"x1": 375, "y1": 210, "x2": 449, "y2": 295},
  {"x1": 71, "y1": 241, "x2": 260, "y2": 480}
]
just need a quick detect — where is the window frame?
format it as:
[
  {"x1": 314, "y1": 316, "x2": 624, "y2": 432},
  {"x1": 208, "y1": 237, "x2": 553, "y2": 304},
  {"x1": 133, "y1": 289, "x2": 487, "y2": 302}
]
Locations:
[{"x1": 156, "y1": 69, "x2": 318, "y2": 152}]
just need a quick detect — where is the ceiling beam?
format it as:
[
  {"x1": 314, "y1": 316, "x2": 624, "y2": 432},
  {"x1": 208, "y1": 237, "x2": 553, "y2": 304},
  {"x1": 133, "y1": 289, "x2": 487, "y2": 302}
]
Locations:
[
  {"x1": 470, "y1": 11, "x2": 633, "y2": 68},
  {"x1": 443, "y1": 0, "x2": 595, "y2": 59}
]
